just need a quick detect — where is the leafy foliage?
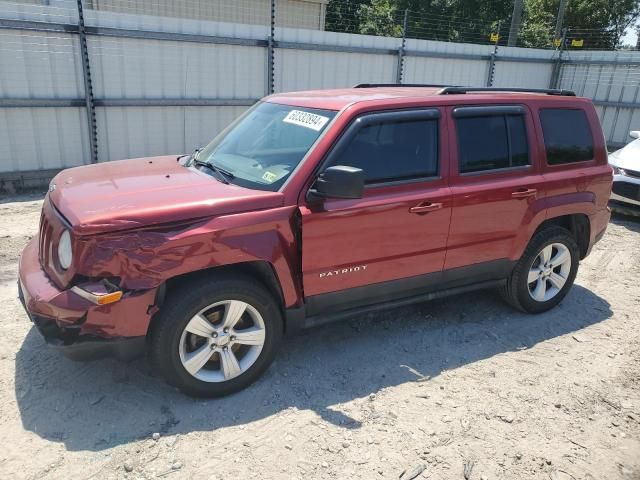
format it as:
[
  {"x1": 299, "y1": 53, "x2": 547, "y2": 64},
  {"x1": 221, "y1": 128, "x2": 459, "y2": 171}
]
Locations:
[
  {"x1": 325, "y1": 0, "x2": 640, "y2": 50},
  {"x1": 359, "y1": 0, "x2": 404, "y2": 37}
]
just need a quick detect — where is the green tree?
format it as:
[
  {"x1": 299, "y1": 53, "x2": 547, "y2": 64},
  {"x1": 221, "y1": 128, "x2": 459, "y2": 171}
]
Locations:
[
  {"x1": 575, "y1": 0, "x2": 639, "y2": 48},
  {"x1": 392, "y1": 0, "x2": 510, "y2": 42},
  {"x1": 324, "y1": 0, "x2": 640, "y2": 50},
  {"x1": 325, "y1": 0, "x2": 369, "y2": 34},
  {"x1": 520, "y1": 0, "x2": 640, "y2": 49},
  {"x1": 518, "y1": 0, "x2": 556, "y2": 48},
  {"x1": 359, "y1": 0, "x2": 403, "y2": 36}
]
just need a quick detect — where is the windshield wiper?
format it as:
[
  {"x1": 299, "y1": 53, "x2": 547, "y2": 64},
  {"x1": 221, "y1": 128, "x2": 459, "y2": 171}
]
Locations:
[
  {"x1": 177, "y1": 147, "x2": 201, "y2": 163},
  {"x1": 192, "y1": 159, "x2": 234, "y2": 184},
  {"x1": 211, "y1": 163, "x2": 235, "y2": 181}
]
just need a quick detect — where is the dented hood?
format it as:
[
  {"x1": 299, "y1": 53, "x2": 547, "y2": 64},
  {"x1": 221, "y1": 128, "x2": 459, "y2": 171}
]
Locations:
[{"x1": 49, "y1": 156, "x2": 285, "y2": 235}]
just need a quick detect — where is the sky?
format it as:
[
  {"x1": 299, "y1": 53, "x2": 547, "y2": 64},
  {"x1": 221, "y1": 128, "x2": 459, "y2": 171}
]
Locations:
[{"x1": 621, "y1": 19, "x2": 639, "y2": 47}]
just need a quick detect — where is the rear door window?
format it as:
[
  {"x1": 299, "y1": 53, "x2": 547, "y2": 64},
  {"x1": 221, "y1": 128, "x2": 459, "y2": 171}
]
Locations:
[
  {"x1": 539, "y1": 109, "x2": 594, "y2": 165},
  {"x1": 454, "y1": 107, "x2": 530, "y2": 174}
]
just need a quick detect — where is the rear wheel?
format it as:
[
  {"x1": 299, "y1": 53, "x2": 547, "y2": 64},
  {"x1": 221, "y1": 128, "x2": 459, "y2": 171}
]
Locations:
[
  {"x1": 150, "y1": 274, "x2": 283, "y2": 397},
  {"x1": 502, "y1": 226, "x2": 579, "y2": 313}
]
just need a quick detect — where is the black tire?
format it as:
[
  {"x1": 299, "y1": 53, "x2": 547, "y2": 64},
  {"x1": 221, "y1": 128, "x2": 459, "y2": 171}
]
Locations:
[
  {"x1": 150, "y1": 273, "x2": 283, "y2": 397},
  {"x1": 501, "y1": 226, "x2": 580, "y2": 313}
]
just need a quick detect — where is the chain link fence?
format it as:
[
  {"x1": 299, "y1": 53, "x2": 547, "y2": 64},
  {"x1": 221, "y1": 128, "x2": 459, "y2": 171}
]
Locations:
[{"x1": 0, "y1": 0, "x2": 639, "y2": 190}]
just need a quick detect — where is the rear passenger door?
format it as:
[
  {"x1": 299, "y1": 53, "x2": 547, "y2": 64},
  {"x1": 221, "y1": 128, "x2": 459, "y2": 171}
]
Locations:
[{"x1": 444, "y1": 105, "x2": 546, "y2": 279}]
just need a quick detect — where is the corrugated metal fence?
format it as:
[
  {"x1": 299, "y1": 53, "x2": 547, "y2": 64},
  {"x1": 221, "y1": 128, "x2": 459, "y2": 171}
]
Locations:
[
  {"x1": 1, "y1": 0, "x2": 639, "y2": 190},
  {"x1": 557, "y1": 51, "x2": 640, "y2": 146}
]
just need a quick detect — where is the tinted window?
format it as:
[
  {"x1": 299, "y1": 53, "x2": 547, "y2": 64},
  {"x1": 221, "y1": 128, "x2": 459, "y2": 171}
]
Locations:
[
  {"x1": 508, "y1": 115, "x2": 529, "y2": 167},
  {"x1": 331, "y1": 118, "x2": 438, "y2": 183},
  {"x1": 456, "y1": 115, "x2": 529, "y2": 173},
  {"x1": 540, "y1": 109, "x2": 594, "y2": 165}
]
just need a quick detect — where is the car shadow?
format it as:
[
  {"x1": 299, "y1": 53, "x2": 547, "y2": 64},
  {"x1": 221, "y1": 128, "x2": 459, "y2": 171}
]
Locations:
[
  {"x1": 0, "y1": 190, "x2": 45, "y2": 205},
  {"x1": 15, "y1": 284, "x2": 611, "y2": 452}
]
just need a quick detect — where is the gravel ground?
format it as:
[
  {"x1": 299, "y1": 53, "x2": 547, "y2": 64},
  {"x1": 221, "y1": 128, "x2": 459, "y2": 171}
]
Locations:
[{"x1": 0, "y1": 193, "x2": 638, "y2": 480}]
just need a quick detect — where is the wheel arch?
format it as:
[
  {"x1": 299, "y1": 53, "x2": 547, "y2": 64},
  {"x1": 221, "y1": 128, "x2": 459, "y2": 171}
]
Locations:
[
  {"x1": 533, "y1": 213, "x2": 590, "y2": 259},
  {"x1": 148, "y1": 261, "x2": 287, "y2": 339}
]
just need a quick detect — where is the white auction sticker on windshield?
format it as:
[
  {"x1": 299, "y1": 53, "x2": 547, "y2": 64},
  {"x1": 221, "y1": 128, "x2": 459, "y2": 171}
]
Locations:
[
  {"x1": 262, "y1": 171, "x2": 278, "y2": 183},
  {"x1": 283, "y1": 110, "x2": 329, "y2": 131}
]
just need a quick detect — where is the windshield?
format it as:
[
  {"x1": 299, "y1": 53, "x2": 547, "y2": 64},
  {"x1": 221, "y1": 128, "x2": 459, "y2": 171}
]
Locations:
[{"x1": 193, "y1": 102, "x2": 337, "y2": 191}]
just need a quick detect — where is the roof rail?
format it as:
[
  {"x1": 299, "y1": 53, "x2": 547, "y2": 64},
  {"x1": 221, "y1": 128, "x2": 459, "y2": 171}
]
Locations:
[
  {"x1": 438, "y1": 86, "x2": 576, "y2": 96},
  {"x1": 353, "y1": 84, "x2": 576, "y2": 97},
  {"x1": 353, "y1": 83, "x2": 455, "y2": 88}
]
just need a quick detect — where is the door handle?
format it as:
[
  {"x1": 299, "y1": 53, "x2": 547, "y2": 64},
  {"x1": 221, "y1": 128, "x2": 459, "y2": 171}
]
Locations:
[
  {"x1": 409, "y1": 202, "x2": 443, "y2": 214},
  {"x1": 511, "y1": 188, "x2": 537, "y2": 199}
]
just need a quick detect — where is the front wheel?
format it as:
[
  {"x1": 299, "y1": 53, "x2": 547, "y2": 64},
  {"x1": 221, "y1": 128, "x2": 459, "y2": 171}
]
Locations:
[
  {"x1": 502, "y1": 226, "x2": 580, "y2": 313},
  {"x1": 150, "y1": 274, "x2": 283, "y2": 397}
]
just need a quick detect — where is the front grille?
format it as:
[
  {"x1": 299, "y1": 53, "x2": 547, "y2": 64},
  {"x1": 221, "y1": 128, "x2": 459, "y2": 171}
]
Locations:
[
  {"x1": 38, "y1": 212, "x2": 54, "y2": 267},
  {"x1": 37, "y1": 196, "x2": 72, "y2": 288}
]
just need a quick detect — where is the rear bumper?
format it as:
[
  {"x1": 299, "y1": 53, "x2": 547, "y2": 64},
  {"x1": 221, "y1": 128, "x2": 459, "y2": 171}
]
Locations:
[
  {"x1": 18, "y1": 237, "x2": 154, "y2": 361},
  {"x1": 585, "y1": 207, "x2": 611, "y2": 257}
]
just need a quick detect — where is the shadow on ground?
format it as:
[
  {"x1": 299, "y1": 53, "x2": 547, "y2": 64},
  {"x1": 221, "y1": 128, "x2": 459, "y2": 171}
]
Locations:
[
  {"x1": 15, "y1": 284, "x2": 611, "y2": 451},
  {"x1": 0, "y1": 191, "x2": 46, "y2": 205}
]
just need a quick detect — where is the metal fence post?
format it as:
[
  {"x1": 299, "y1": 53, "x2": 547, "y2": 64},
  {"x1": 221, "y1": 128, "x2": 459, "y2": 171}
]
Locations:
[
  {"x1": 507, "y1": 0, "x2": 523, "y2": 47},
  {"x1": 549, "y1": 28, "x2": 567, "y2": 89},
  {"x1": 554, "y1": 0, "x2": 568, "y2": 39},
  {"x1": 76, "y1": 0, "x2": 98, "y2": 163},
  {"x1": 486, "y1": 21, "x2": 501, "y2": 87},
  {"x1": 267, "y1": 0, "x2": 276, "y2": 95},
  {"x1": 395, "y1": 9, "x2": 408, "y2": 84}
]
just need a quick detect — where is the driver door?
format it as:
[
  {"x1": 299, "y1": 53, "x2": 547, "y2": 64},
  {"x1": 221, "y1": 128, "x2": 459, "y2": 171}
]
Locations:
[{"x1": 299, "y1": 108, "x2": 452, "y2": 315}]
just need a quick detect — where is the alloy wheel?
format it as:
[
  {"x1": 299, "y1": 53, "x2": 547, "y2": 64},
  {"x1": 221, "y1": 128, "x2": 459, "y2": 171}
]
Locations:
[
  {"x1": 178, "y1": 300, "x2": 266, "y2": 382},
  {"x1": 527, "y1": 242, "x2": 572, "y2": 302}
]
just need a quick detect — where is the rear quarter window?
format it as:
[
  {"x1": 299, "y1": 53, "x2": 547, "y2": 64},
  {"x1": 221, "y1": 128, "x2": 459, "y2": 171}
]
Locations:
[{"x1": 540, "y1": 109, "x2": 594, "y2": 165}]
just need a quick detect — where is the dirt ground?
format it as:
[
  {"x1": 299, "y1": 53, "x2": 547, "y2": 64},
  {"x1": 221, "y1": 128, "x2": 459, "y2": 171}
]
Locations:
[{"x1": 0, "y1": 193, "x2": 638, "y2": 480}]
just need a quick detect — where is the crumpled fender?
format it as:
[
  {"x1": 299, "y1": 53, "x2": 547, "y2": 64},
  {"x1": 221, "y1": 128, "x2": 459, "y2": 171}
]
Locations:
[{"x1": 74, "y1": 206, "x2": 302, "y2": 307}]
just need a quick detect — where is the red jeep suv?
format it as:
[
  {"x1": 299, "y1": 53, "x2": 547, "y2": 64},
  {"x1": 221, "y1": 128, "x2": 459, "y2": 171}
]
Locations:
[{"x1": 18, "y1": 85, "x2": 612, "y2": 397}]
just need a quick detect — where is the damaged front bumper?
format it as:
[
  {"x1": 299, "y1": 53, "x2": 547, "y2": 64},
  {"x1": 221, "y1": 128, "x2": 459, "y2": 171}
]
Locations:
[
  {"x1": 610, "y1": 176, "x2": 640, "y2": 215},
  {"x1": 18, "y1": 237, "x2": 157, "y2": 361}
]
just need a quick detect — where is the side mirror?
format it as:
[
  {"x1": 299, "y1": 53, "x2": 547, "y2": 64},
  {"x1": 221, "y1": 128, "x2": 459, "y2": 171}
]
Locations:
[
  {"x1": 630, "y1": 131, "x2": 640, "y2": 139},
  {"x1": 308, "y1": 165, "x2": 365, "y2": 200}
]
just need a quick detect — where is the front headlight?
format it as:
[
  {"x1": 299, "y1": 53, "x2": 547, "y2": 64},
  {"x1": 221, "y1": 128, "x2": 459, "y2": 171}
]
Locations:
[{"x1": 58, "y1": 230, "x2": 73, "y2": 270}]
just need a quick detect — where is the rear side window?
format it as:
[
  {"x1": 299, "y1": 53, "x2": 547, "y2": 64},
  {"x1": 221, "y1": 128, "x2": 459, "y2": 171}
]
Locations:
[
  {"x1": 540, "y1": 109, "x2": 594, "y2": 165},
  {"x1": 331, "y1": 118, "x2": 439, "y2": 184},
  {"x1": 455, "y1": 111, "x2": 530, "y2": 173}
]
